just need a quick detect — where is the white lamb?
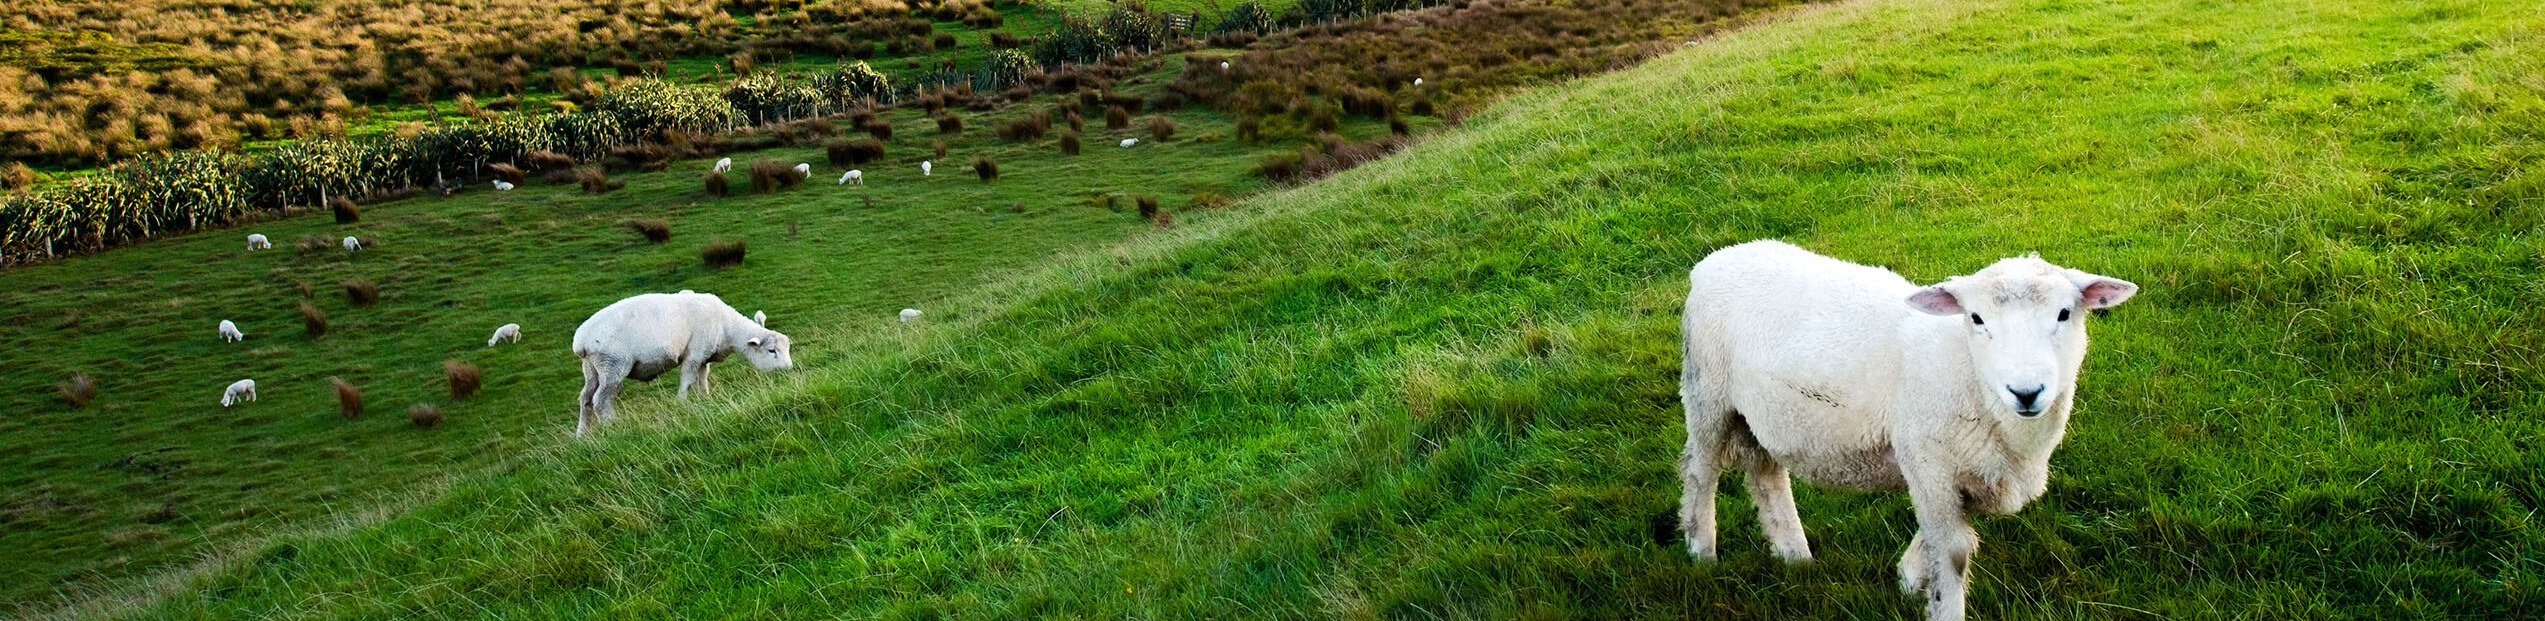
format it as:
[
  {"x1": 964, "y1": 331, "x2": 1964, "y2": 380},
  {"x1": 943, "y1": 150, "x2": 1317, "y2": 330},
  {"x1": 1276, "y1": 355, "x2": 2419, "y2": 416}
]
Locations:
[
  {"x1": 794, "y1": 163, "x2": 812, "y2": 179},
  {"x1": 1220, "y1": 61, "x2": 1231, "y2": 72},
  {"x1": 714, "y1": 157, "x2": 733, "y2": 173},
  {"x1": 571, "y1": 291, "x2": 794, "y2": 437},
  {"x1": 221, "y1": 379, "x2": 256, "y2": 407},
  {"x1": 494, "y1": 181, "x2": 515, "y2": 191},
  {"x1": 753, "y1": 310, "x2": 767, "y2": 326},
  {"x1": 1676, "y1": 240, "x2": 2136, "y2": 621},
  {"x1": 218, "y1": 320, "x2": 243, "y2": 342},
  {"x1": 840, "y1": 170, "x2": 862, "y2": 185},
  {"x1": 1413, "y1": 77, "x2": 1424, "y2": 86},
  {"x1": 246, "y1": 234, "x2": 271, "y2": 251},
  {"x1": 899, "y1": 308, "x2": 921, "y2": 323},
  {"x1": 487, "y1": 323, "x2": 522, "y2": 347},
  {"x1": 342, "y1": 236, "x2": 362, "y2": 251},
  {"x1": 1119, "y1": 138, "x2": 1139, "y2": 148},
  {"x1": 922, "y1": 161, "x2": 933, "y2": 176}
]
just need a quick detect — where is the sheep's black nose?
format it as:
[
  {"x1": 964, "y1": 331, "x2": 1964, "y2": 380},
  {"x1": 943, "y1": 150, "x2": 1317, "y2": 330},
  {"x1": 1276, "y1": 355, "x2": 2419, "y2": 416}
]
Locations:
[{"x1": 2008, "y1": 385, "x2": 2045, "y2": 412}]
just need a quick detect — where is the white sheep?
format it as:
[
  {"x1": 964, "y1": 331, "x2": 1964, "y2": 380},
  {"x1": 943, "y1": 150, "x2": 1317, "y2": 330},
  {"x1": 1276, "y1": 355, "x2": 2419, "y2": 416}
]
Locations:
[
  {"x1": 899, "y1": 308, "x2": 921, "y2": 323},
  {"x1": 342, "y1": 236, "x2": 362, "y2": 251},
  {"x1": 218, "y1": 320, "x2": 243, "y2": 342},
  {"x1": 1413, "y1": 77, "x2": 1424, "y2": 86},
  {"x1": 571, "y1": 291, "x2": 794, "y2": 437},
  {"x1": 714, "y1": 157, "x2": 733, "y2": 173},
  {"x1": 922, "y1": 160, "x2": 933, "y2": 176},
  {"x1": 494, "y1": 181, "x2": 515, "y2": 191},
  {"x1": 221, "y1": 379, "x2": 256, "y2": 407},
  {"x1": 1676, "y1": 240, "x2": 2137, "y2": 621},
  {"x1": 246, "y1": 234, "x2": 271, "y2": 251},
  {"x1": 487, "y1": 323, "x2": 522, "y2": 347},
  {"x1": 793, "y1": 163, "x2": 812, "y2": 180},
  {"x1": 1220, "y1": 61, "x2": 1231, "y2": 72},
  {"x1": 753, "y1": 310, "x2": 767, "y2": 326},
  {"x1": 1119, "y1": 138, "x2": 1139, "y2": 148},
  {"x1": 840, "y1": 170, "x2": 862, "y2": 185}
]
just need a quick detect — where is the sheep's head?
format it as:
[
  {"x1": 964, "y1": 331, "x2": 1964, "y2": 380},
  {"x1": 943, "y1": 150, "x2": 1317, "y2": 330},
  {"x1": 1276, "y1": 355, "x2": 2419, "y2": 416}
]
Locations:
[
  {"x1": 1906, "y1": 256, "x2": 2135, "y2": 420},
  {"x1": 741, "y1": 330, "x2": 794, "y2": 371}
]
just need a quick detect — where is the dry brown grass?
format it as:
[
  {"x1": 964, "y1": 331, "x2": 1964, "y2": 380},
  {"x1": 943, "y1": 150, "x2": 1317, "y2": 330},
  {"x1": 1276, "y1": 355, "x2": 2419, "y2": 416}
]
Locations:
[
  {"x1": 408, "y1": 403, "x2": 444, "y2": 428},
  {"x1": 444, "y1": 360, "x2": 482, "y2": 400},
  {"x1": 342, "y1": 279, "x2": 380, "y2": 308},
  {"x1": 299, "y1": 301, "x2": 328, "y2": 338},
  {"x1": 57, "y1": 374, "x2": 97, "y2": 408},
  {"x1": 624, "y1": 219, "x2": 671, "y2": 244},
  {"x1": 702, "y1": 239, "x2": 747, "y2": 268},
  {"x1": 330, "y1": 378, "x2": 363, "y2": 419},
  {"x1": 330, "y1": 197, "x2": 361, "y2": 224}
]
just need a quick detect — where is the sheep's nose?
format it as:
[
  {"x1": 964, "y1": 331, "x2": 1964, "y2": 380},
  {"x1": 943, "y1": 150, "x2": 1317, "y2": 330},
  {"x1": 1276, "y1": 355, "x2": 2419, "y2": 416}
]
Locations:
[{"x1": 2008, "y1": 385, "x2": 2045, "y2": 413}]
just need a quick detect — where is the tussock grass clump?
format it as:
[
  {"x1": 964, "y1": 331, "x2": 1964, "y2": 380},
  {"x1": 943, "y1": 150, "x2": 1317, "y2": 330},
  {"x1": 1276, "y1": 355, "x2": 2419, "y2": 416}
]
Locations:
[
  {"x1": 1136, "y1": 195, "x2": 1160, "y2": 219},
  {"x1": 299, "y1": 301, "x2": 327, "y2": 337},
  {"x1": 330, "y1": 378, "x2": 363, "y2": 419},
  {"x1": 936, "y1": 114, "x2": 964, "y2": 135},
  {"x1": 57, "y1": 374, "x2": 96, "y2": 408},
  {"x1": 865, "y1": 119, "x2": 894, "y2": 142},
  {"x1": 444, "y1": 360, "x2": 482, "y2": 400},
  {"x1": 998, "y1": 112, "x2": 1051, "y2": 142},
  {"x1": 1060, "y1": 132, "x2": 1081, "y2": 155},
  {"x1": 973, "y1": 156, "x2": 998, "y2": 181},
  {"x1": 1106, "y1": 105, "x2": 1131, "y2": 130},
  {"x1": 1148, "y1": 116, "x2": 1177, "y2": 141},
  {"x1": 330, "y1": 197, "x2": 360, "y2": 224},
  {"x1": 296, "y1": 280, "x2": 314, "y2": 299},
  {"x1": 1, "y1": 161, "x2": 34, "y2": 190},
  {"x1": 408, "y1": 404, "x2": 443, "y2": 428},
  {"x1": 624, "y1": 219, "x2": 671, "y2": 243},
  {"x1": 576, "y1": 167, "x2": 624, "y2": 194},
  {"x1": 525, "y1": 150, "x2": 577, "y2": 171},
  {"x1": 488, "y1": 163, "x2": 524, "y2": 184},
  {"x1": 702, "y1": 239, "x2": 747, "y2": 269},
  {"x1": 933, "y1": 140, "x2": 949, "y2": 160},
  {"x1": 703, "y1": 171, "x2": 730, "y2": 197},
  {"x1": 342, "y1": 279, "x2": 380, "y2": 308},
  {"x1": 840, "y1": 139, "x2": 886, "y2": 166},
  {"x1": 748, "y1": 160, "x2": 793, "y2": 194}
]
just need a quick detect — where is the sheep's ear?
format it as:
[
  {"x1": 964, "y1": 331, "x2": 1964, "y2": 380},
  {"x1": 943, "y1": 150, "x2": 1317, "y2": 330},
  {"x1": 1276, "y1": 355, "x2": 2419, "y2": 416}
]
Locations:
[
  {"x1": 1905, "y1": 285, "x2": 1965, "y2": 316},
  {"x1": 2067, "y1": 270, "x2": 2138, "y2": 309},
  {"x1": 746, "y1": 338, "x2": 763, "y2": 348}
]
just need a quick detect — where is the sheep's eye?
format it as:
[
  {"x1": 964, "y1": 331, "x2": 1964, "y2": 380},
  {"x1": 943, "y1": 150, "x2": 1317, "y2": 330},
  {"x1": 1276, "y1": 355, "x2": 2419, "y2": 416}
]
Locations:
[
  {"x1": 1969, "y1": 313, "x2": 1984, "y2": 325},
  {"x1": 2057, "y1": 308, "x2": 2071, "y2": 322}
]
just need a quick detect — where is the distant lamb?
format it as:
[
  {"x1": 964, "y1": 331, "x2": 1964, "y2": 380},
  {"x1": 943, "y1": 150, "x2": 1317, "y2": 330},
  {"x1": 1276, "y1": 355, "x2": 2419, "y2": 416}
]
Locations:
[
  {"x1": 753, "y1": 310, "x2": 767, "y2": 326},
  {"x1": 921, "y1": 160, "x2": 933, "y2": 176},
  {"x1": 1413, "y1": 77, "x2": 1424, "y2": 86},
  {"x1": 218, "y1": 320, "x2": 243, "y2": 342},
  {"x1": 571, "y1": 291, "x2": 794, "y2": 436},
  {"x1": 840, "y1": 170, "x2": 862, "y2": 185},
  {"x1": 221, "y1": 379, "x2": 256, "y2": 407},
  {"x1": 1220, "y1": 61, "x2": 1231, "y2": 72},
  {"x1": 493, "y1": 181, "x2": 515, "y2": 191},
  {"x1": 246, "y1": 234, "x2": 271, "y2": 251},
  {"x1": 341, "y1": 236, "x2": 362, "y2": 251},
  {"x1": 1676, "y1": 240, "x2": 2136, "y2": 621},
  {"x1": 487, "y1": 323, "x2": 522, "y2": 347},
  {"x1": 1119, "y1": 138, "x2": 1139, "y2": 148},
  {"x1": 714, "y1": 157, "x2": 733, "y2": 173},
  {"x1": 899, "y1": 308, "x2": 921, "y2": 323},
  {"x1": 793, "y1": 163, "x2": 812, "y2": 179}
]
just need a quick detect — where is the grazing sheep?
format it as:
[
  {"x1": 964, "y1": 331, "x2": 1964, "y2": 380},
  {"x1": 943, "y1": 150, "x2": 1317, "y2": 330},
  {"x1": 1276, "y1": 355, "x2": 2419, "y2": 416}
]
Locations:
[
  {"x1": 714, "y1": 157, "x2": 733, "y2": 173},
  {"x1": 571, "y1": 291, "x2": 795, "y2": 437},
  {"x1": 1676, "y1": 240, "x2": 2138, "y2": 621},
  {"x1": 1220, "y1": 61, "x2": 1231, "y2": 72},
  {"x1": 494, "y1": 181, "x2": 516, "y2": 191},
  {"x1": 342, "y1": 236, "x2": 363, "y2": 251},
  {"x1": 218, "y1": 320, "x2": 243, "y2": 342},
  {"x1": 220, "y1": 379, "x2": 256, "y2": 407},
  {"x1": 246, "y1": 234, "x2": 271, "y2": 251},
  {"x1": 487, "y1": 323, "x2": 522, "y2": 347},
  {"x1": 1414, "y1": 77, "x2": 1424, "y2": 86},
  {"x1": 899, "y1": 308, "x2": 921, "y2": 323},
  {"x1": 793, "y1": 163, "x2": 812, "y2": 181},
  {"x1": 753, "y1": 310, "x2": 767, "y2": 326},
  {"x1": 840, "y1": 170, "x2": 862, "y2": 185},
  {"x1": 922, "y1": 160, "x2": 933, "y2": 176},
  {"x1": 1119, "y1": 138, "x2": 1139, "y2": 148}
]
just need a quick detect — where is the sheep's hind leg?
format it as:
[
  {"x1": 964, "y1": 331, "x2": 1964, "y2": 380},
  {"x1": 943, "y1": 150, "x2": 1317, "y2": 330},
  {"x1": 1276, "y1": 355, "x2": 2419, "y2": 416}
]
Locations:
[
  {"x1": 1746, "y1": 458, "x2": 1814, "y2": 563},
  {"x1": 1677, "y1": 389, "x2": 1734, "y2": 560},
  {"x1": 577, "y1": 358, "x2": 601, "y2": 437}
]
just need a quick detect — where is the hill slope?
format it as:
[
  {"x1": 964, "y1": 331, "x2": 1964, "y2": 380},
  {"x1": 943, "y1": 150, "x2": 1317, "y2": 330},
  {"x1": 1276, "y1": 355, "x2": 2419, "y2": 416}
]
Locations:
[{"x1": 78, "y1": 0, "x2": 2545, "y2": 617}]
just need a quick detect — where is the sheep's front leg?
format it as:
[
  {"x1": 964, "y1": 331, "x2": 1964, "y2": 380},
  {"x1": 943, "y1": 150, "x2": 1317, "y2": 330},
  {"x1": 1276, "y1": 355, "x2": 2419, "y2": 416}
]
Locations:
[
  {"x1": 676, "y1": 360, "x2": 703, "y2": 399},
  {"x1": 697, "y1": 362, "x2": 713, "y2": 397},
  {"x1": 1899, "y1": 476, "x2": 1978, "y2": 621}
]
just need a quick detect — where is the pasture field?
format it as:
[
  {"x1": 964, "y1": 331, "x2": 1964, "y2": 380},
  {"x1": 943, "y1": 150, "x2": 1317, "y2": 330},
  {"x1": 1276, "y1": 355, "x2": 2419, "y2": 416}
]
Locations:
[
  {"x1": 0, "y1": 55, "x2": 1430, "y2": 608},
  {"x1": 20, "y1": 0, "x2": 2545, "y2": 617}
]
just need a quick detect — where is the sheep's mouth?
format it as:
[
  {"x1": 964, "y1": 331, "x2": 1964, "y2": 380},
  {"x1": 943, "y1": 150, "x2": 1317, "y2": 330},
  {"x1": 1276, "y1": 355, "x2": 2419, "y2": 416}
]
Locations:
[{"x1": 2013, "y1": 407, "x2": 2044, "y2": 418}]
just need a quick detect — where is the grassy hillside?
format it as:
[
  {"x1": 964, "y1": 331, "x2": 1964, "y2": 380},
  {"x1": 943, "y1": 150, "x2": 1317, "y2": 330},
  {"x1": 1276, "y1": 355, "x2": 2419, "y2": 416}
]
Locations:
[
  {"x1": 0, "y1": 55, "x2": 1437, "y2": 608},
  {"x1": 41, "y1": 0, "x2": 2545, "y2": 617}
]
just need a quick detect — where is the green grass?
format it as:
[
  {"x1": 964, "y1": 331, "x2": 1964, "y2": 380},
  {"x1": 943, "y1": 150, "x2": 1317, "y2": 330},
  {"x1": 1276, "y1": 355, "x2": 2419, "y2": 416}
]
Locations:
[
  {"x1": 26, "y1": 0, "x2": 2545, "y2": 617},
  {"x1": 0, "y1": 54, "x2": 1422, "y2": 609}
]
